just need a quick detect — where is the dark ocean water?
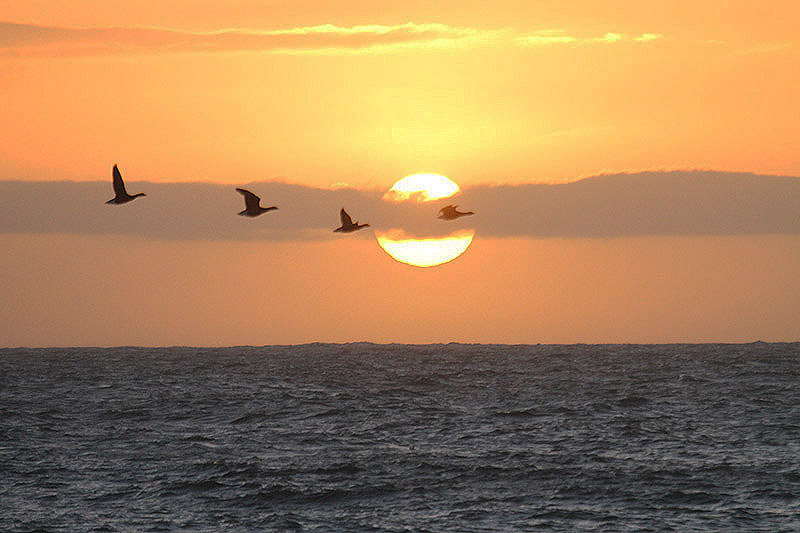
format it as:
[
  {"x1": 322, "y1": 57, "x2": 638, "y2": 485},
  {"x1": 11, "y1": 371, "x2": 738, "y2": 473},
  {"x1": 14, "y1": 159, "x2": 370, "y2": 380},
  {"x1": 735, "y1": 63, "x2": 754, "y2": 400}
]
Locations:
[{"x1": 1, "y1": 343, "x2": 799, "y2": 532}]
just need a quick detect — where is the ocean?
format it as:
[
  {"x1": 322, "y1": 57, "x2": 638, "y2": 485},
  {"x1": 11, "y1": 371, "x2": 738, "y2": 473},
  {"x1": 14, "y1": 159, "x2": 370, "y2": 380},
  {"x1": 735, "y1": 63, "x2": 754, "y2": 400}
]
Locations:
[{"x1": 1, "y1": 343, "x2": 798, "y2": 532}]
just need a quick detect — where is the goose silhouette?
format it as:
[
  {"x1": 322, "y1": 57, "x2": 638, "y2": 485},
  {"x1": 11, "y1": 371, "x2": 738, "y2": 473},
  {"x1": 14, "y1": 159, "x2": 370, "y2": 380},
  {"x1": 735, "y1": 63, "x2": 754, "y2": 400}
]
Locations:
[
  {"x1": 438, "y1": 204, "x2": 474, "y2": 220},
  {"x1": 334, "y1": 208, "x2": 369, "y2": 233},
  {"x1": 236, "y1": 188, "x2": 278, "y2": 217},
  {"x1": 106, "y1": 165, "x2": 145, "y2": 205}
]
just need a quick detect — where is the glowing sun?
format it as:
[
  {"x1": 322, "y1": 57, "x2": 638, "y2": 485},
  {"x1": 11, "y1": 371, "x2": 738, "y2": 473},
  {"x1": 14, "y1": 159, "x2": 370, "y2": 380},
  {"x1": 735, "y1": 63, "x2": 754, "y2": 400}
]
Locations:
[
  {"x1": 382, "y1": 173, "x2": 460, "y2": 203},
  {"x1": 376, "y1": 229, "x2": 475, "y2": 267},
  {"x1": 376, "y1": 174, "x2": 475, "y2": 268}
]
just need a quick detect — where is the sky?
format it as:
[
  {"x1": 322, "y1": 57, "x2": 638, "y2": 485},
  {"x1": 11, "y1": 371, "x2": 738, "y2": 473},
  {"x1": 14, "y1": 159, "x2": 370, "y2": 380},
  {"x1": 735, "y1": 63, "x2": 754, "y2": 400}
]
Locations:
[{"x1": 1, "y1": 1, "x2": 798, "y2": 345}]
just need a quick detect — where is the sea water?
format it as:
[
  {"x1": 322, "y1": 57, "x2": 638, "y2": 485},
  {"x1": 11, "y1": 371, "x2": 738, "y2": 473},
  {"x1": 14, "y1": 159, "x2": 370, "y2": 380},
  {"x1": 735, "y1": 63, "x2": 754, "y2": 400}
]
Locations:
[{"x1": 1, "y1": 343, "x2": 798, "y2": 531}]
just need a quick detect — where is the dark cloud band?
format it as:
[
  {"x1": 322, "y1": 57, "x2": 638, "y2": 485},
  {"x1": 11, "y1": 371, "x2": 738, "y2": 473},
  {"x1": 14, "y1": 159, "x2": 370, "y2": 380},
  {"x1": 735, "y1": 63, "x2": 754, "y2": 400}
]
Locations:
[{"x1": 0, "y1": 171, "x2": 798, "y2": 241}]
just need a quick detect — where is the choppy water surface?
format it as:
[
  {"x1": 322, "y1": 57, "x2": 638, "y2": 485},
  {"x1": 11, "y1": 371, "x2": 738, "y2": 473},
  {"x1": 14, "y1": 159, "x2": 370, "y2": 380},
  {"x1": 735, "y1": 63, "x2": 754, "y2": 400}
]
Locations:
[{"x1": 2, "y1": 343, "x2": 799, "y2": 532}]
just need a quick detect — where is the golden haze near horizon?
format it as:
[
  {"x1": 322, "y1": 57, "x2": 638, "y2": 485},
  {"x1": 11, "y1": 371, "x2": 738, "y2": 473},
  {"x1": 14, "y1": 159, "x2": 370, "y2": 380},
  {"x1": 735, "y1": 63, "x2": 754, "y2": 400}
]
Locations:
[{"x1": 0, "y1": 1, "x2": 798, "y2": 345}]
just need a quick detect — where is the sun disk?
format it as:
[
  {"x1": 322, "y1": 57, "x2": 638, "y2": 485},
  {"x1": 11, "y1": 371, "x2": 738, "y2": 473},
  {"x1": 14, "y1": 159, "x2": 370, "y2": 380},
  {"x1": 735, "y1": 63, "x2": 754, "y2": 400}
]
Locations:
[
  {"x1": 375, "y1": 228, "x2": 475, "y2": 267},
  {"x1": 382, "y1": 173, "x2": 460, "y2": 203}
]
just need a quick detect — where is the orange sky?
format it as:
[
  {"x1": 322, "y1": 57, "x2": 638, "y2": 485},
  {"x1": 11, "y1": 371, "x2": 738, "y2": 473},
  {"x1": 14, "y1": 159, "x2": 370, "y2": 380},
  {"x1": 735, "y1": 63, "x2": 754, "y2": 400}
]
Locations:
[
  {"x1": 2, "y1": 234, "x2": 798, "y2": 346},
  {"x1": 1, "y1": 0, "x2": 798, "y2": 186},
  {"x1": 1, "y1": 1, "x2": 798, "y2": 345}
]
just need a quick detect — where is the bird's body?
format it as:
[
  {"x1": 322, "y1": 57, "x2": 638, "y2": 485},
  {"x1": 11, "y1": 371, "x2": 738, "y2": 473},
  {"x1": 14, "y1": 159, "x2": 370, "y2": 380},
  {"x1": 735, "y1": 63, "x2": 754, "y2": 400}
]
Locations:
[
  {"x1": 438, "y1": 204, "x2": 474, "y2": 220},
  {"x1": 236, "y1": 188, "x2": 278, "y2": 217},
  {"x1": 334, "y1": 208, "x2": 369, "y2": 233},
  {"x1": 106, "y1": 165, "x2": 145, "y2": 204}
]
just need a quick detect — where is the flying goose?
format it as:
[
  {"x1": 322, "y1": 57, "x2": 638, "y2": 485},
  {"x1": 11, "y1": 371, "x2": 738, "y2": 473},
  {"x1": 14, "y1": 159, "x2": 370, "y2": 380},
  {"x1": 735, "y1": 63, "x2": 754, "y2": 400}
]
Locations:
[
  {"x1": 236, "y1": 188, "x2": 278, "y2": 217},
  {"x1": 106, "y1": 165, "x2": 145, "y2": 205},
  {"x1": 438, "y1": 204, "x2": 474, "y2": 220},
  {"x1": 334, "y1": 208, "x2": 369, "y2": 233}
]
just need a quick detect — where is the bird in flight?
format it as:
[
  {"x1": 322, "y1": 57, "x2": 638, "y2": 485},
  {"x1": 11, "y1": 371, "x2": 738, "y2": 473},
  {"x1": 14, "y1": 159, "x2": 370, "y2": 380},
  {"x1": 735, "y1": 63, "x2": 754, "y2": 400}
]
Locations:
[
  {"x1": 106, "y1": 164, "x2": 146, "y2": 205},
  {"x1": 438, "y1": 204, "x2": 474, "y2": 220},
  {"x1": 236, "y1": 188, "x2": 278, "y2": 217},
  {"x1": 334, "y1": 208, "x2": 370, "y2": 233}
]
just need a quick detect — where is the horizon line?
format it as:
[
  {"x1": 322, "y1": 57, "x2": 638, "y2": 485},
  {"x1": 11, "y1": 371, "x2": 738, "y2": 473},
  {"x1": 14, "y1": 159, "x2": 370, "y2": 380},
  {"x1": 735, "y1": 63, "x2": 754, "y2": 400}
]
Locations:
[
  {"x1": 3, "y1": 340, "x2": 799, "y2": 350},
  {"x1": 2, "y1": 168, "x2": 799, "y2": 189}
]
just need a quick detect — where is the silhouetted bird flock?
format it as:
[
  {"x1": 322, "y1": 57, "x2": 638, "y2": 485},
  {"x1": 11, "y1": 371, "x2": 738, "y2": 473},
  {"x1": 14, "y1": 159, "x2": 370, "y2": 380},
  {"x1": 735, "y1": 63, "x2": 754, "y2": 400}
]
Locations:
[{"x1": 107, "y1": 165, "x2": 474, "y2": 232}]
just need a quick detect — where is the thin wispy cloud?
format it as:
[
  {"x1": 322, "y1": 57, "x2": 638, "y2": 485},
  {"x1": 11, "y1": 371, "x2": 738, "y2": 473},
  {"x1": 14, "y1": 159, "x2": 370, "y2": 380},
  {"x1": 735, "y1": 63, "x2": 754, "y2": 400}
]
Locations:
[
  {"x1": 634, "y1": 33, "x2": 663, "y2": 43},
  {"x1": 0, "y1": 21, "x2": 496, "y2": 56},
  {"x1": 739, "y1": 42, "x2": 799, "y2": 55},
  {"x1": 516, "y1": 30, "x2": 658, "y2": 46},
  {"x1": 1, "y1": 172, "x2": 797, "y2": 241},
  {"x1": 5, "y1": 21, "x2": 798, "y2": 58},
  {"x1": 0, "y1": 21, "x2": 663, "y2": 57}
]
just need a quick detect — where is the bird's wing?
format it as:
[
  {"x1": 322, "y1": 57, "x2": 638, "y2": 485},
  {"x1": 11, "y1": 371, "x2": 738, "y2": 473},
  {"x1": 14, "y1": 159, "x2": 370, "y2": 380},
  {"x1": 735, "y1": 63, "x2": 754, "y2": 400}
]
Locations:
[
  {"x1": 340, "y1": 208, "x2": 353, "y2": 226},
  {"x1": 236, "y1": 188, "x2": 261, "y2": 210},
  {"x1": 440, "y1": 204, "x2": 454, "y2": 212},
  {"x1": 112, "y1": 165, "x2": 128, "y2": 196}
]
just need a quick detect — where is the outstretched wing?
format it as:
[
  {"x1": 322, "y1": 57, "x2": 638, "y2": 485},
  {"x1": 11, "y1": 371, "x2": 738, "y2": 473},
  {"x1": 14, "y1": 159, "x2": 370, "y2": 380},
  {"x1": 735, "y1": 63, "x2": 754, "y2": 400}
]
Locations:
[
  {"x1": 340, "y1": 208, "x2": 353, "y2": 226},
  {"x1": 236, "y1": 188, "x2": 261, "y2": 211},
  {"x1": 112, "y1": 165, "x2": 128, "y2": 196}
]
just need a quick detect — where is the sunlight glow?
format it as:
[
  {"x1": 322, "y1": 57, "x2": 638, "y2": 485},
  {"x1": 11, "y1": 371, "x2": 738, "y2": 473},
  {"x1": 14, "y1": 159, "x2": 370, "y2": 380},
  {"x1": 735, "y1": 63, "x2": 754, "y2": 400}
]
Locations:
[
  {"x1": 382, "y1": 174, "x2": 460, "y2": 203},
  {"x1": 375, "y1": 229, "x2": 475, "y2": 267}
]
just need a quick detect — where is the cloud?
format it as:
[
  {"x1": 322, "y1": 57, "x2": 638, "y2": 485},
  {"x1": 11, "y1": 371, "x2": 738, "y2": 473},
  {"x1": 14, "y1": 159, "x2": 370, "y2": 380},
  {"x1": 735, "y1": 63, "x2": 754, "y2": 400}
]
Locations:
[
  {"x1": 516, "y1": 30, "x2": 659, "y2": 46},
  {"x1": 458, "y1": 172, "x2": 800, "y2": 239},
  {"x1": 634, "y1": 33, "x2": 663, "y2": 43},
  {"x1": 0, "y1": 21, "x2": 493, "y2": 56},
  {"x1": 1, "y1": 171, "x2": 798, "y2": 241},
  {"x1": 739, "y1": 42, "x2": 798, "y2": 55},
  {"x1": 0, "y1": 21, "x2": 667, "y2": 57}
]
